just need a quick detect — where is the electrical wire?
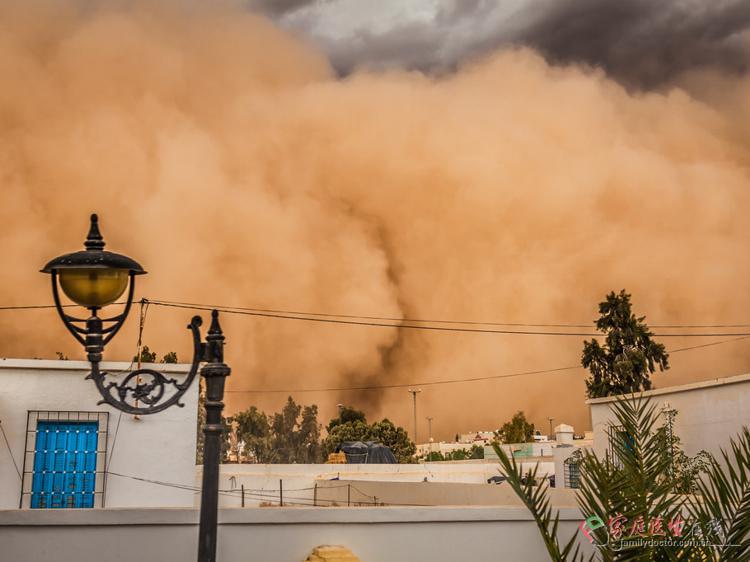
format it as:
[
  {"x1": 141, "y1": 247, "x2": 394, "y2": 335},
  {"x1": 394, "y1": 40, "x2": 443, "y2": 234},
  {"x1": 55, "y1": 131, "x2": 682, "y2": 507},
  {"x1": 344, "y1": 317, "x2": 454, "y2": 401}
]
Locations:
[
  {"x1": 105, "y1": 300, "x2": 150, "y2": 471},
  {"x1": 144, "y1": 299, "x2": 750, "y2": 337},
  {"x1": 106, "y1": 471, "x2": 432, "y2": 507},
  {"x1": 3, "y1": 298, "x2": 750, "y2": 330},
  {"x1": 0, "y1": 420, "x2": 21, "y2": 481},
  {"x1": 226, "y1": 365, "x2": 581, "y2": 394},
  {"x1": 139, "y1": 298, "x2": 750, "y2": 330},
  {"x1": 3, "y1": 296, "x2": 742, "y2": 394},
  {"x1": 0, "y1": 302, "x2": 127, "y2": 311},
  {"x1": 224, "y1": 334, "x2": 750, "y2": 394}
]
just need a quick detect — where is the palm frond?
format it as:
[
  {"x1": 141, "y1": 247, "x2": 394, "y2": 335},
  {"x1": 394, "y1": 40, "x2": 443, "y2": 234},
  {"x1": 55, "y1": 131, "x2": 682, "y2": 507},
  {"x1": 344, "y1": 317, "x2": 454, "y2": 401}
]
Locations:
[
  {"x1": 687, "y1": 427, "x2": 750, "y2": 562},
  {"x1": 494, "y1": 442, "x2": 588, "y2": 562}
]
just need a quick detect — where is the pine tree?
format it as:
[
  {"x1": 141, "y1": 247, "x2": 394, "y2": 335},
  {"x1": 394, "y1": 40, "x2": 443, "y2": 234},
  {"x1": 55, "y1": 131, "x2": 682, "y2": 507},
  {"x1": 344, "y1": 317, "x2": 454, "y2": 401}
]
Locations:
[{"x1": 582, "y1": 289, "x2": 669, "y2": 398}]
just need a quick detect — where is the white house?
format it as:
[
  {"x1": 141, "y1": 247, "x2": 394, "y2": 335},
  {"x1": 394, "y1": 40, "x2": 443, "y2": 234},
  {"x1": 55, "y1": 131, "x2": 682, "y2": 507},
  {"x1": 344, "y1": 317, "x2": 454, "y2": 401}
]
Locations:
[
  {"x1": 587, "y1": 372, "x2": 750, "y2": 459},
  {"x1": 0, "y1": 358, "x2": 199, "y2": 509}
]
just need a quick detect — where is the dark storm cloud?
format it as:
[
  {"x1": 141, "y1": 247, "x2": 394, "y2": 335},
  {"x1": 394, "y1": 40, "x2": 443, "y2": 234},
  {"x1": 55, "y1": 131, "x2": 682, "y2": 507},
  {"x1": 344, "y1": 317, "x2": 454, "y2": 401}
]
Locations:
[
  {"x1": 258, "y1": 0, "x2": 750, "y2": 89},
  {"x1": 516, "y1": 0, "x2": 750, "y2": 89},
  {"x1": 246, "y1": 0, "x2": 319, "y2": 17}
]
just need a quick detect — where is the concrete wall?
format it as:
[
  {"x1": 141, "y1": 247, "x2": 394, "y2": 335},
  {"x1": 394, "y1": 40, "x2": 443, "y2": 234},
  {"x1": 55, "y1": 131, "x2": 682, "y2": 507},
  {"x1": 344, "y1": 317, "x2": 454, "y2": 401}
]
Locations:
[
  {"x1": 314, "y1": 479, "x2": 578, "y2": 507},
  {"x1": 588, "y1": 373, "x2": 750, "y2": 459},
  {"x1": 485, "y1": 441, "x2": 557, "y2": 459},
  {"x1": 210, "y1": 461, "x2": 554, "y2": 507},
  {"x1": 0, "y1": 358, "x2": 198, "y2": 509},
  {"x1": 416, "y1": 441, "x2": 486, "y2": 456},
  {"x1": 0, "y1": 506, "x2": 590, "y2": 562}
]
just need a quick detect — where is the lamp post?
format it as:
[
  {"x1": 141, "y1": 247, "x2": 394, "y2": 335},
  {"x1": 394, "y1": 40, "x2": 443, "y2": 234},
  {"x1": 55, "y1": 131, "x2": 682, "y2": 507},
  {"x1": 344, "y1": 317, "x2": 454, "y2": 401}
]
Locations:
[{"x1": 42, "y1": 214, "x2": 230, "y2": 562}]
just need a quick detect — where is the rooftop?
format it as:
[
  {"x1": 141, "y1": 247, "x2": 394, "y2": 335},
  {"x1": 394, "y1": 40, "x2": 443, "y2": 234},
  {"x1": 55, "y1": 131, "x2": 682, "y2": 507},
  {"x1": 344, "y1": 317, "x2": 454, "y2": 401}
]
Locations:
[{"x1": 586, "y1": 372, "x2": 750, "y2": 405}]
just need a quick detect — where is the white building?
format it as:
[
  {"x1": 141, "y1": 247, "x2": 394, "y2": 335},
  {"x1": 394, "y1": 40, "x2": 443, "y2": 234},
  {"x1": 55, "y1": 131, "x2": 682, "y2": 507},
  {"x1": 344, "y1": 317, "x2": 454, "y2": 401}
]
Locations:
[
  {"x1": 587, "y1": 372, "x2": 750, "y2": 459},
  {"x1": 0, "y1": 358, "x2": 591, "y2": 562},
  {"x1": 553, "y1": 423, "x2": 574, "y2": 444},
  {"x1": 415, "y1": 441, "x2": 482, "y2": 457},
  {"x1": 0, "y1": 358, "x2": 199, "y2": 509},
  {"x1": 458, "y1": 431, "x2": 496, "y2": 444}
]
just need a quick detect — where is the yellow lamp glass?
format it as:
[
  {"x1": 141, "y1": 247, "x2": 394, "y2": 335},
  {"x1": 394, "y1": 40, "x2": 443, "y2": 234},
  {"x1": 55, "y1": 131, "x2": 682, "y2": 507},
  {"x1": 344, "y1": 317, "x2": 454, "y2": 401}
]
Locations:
[{"x1": 58, "y1": 268, "x2": 129, "y2": 307}]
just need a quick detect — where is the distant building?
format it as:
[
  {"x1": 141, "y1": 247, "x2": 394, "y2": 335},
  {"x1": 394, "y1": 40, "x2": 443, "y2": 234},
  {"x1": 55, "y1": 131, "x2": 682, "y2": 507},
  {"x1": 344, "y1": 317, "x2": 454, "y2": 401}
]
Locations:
[
  {"x1": 458, "y1": 431, "x2": 496, "y2": 445},
  {"x1": 553, "y1": 424, "x2": 574, "y2": 444}
]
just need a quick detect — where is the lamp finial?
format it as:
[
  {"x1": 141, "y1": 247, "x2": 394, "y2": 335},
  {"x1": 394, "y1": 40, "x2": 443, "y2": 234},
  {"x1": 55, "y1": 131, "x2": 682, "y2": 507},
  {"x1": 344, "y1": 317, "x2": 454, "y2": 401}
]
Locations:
[{"x1": 84, "y1": 213, "x2": 105, "y2": 251}]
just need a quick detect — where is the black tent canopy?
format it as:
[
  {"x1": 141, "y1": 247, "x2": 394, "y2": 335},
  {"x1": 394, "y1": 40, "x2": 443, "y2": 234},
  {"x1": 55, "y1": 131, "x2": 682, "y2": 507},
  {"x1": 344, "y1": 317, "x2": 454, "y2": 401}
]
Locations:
[{"x1": 338, "y1": 441, "x2": 397, "y2": 464}]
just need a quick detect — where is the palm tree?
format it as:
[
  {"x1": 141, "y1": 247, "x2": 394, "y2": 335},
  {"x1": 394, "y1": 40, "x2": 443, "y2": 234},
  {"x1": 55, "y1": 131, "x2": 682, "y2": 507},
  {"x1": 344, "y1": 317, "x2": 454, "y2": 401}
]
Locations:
[{"x1": 495, "y1": 396, "x2": 750, "y2": 561}]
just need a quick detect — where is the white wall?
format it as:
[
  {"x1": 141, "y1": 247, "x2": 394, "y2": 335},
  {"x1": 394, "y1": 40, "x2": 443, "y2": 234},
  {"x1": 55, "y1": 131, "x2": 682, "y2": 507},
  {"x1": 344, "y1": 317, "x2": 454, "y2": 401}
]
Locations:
[
  {"x1": 588, "y1": 373, "x2": 750, "y2": 459},
  {"x1": 208, "y1": 461, "x2": 554, "y2": 507},
  {"x1": 314, "y1": 479, "x2": 578, "y2": 508},
  {"x1": 0, "y1": 506, "x2": 591, "y2": 562},
  {"x1": 0, "y1": 358, "x2": 198, "y2": 509},
  {"x1": 416, "y1": 441, "x2": 484, "y2": 456}
]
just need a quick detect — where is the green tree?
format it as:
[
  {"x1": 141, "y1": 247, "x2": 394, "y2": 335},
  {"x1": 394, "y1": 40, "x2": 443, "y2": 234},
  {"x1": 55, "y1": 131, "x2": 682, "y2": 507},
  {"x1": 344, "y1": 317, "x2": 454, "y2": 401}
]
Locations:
[
  {"x1": 582, "y1": 289, "x2": 669, "y2": 398},
  {"x1": 426, "y1": 450, "x2": 445, "y2": 462},
  {"x1": 496, "y1": 411, "x2": 535, "y2": 444},
  {"x1": 298, "y1": 404, "x2": 323, "y2": 463},
  {"x1": 322, "y1": 418, "x2": 416, "y2": 463},
  {"x1": 270, "y1": 397, "x2": 323, "y2": 463},
  {"x1": 323, "y1": 420, "x2": 370, "y2": 457},
  {"x1": 469, "y1": 444, "x2": 484, "y2": 460},
  {"x1": 370, "y1": 419, "x2": 416, "y2": 463},
  {"x1": 134, "y1": 345, "x2": 157, "y2": 363},
  {"x1": 657, "y1": 408, "x2": 711, "y2": 494},
  {"x1": 234, "y1": 406, "x2": 272, "y2": 463},
  {"x1": 326, "y1": 405, "x2": 367, "y2": 433},
  {"x1": 161, "y1": 351, "x2": 178, "y2": 364},
  {"x1": 427, "y1": 445, "x2": 484, "y2": 461},
  {"x1": 133, "y1": 346, "x2": 177, "y2": 364}
]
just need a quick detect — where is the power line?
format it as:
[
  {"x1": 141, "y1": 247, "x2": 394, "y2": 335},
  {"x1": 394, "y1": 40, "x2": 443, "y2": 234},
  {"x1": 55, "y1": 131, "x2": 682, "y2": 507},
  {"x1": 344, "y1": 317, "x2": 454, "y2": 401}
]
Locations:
[
  {"x1": 138, "y1": 299, "x2": 750, "y2": 329},
  {"x1": 106, "y1": 300, "x2": 150, "y2": 470},
  {"x1": 224, "y1": 335, "x2": 750, "y2": 394},
  {"x1": 669, "y1": 334, "x2": 750, "y2": 353},
  {"x1": 3, "y1": 297, "x2": 750, "y2": 330},
  {"x1": 225, "y1": 366, "x2": 581, "y2": 394},
  {"x1": 106, "y1": 471, "x2": 429, "y2": 507},
  {"x1": 144, "y1": 299, "x2": 750, "y2": 337},
  {"x1": 0, "y1": 302, "x2": 127, "y2": 311},
  {"x1": 0, "y1": 420, "x2": 21, "y2": 481}
]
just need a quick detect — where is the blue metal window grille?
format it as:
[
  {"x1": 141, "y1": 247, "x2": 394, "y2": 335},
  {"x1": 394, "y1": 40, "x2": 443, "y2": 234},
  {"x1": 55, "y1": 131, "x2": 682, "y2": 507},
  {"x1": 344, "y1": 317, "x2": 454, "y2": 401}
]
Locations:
[
  {"x1": 20, "y1": 411, "x2": 108, "y2": 509},
  {"x1": 607, "y1": 425, "x2": 634, "y2": 468},
  {"x1": 564, "y1": 457, "x2": 581, "y2": 488}
]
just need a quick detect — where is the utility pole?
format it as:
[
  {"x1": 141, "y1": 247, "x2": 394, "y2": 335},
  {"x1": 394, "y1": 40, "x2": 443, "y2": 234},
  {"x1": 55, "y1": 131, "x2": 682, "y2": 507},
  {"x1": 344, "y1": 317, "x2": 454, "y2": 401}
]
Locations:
[
  {"x1": 408, "y1": 389, "x2": 422, "y2": 444},
  {"x1": 426, "y1": 416, "x2": 434, "y2": 457}
]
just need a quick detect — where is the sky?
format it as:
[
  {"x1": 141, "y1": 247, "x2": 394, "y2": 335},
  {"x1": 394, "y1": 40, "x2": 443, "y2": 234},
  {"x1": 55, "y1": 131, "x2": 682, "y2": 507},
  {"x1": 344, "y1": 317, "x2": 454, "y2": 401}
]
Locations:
[
  {"x1": 257, "y1": 0, "x2": 750, "y2": 88},
  {"x1": 1, "y1": 0, "x2": 750, "y2": 442}
]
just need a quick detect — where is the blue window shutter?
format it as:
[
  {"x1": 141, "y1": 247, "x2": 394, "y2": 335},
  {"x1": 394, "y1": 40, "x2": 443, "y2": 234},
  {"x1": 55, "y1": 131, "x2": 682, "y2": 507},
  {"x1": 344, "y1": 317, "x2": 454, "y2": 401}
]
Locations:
[{"x1": 31, "y1": 421, "x2": 99, "y2": 509}]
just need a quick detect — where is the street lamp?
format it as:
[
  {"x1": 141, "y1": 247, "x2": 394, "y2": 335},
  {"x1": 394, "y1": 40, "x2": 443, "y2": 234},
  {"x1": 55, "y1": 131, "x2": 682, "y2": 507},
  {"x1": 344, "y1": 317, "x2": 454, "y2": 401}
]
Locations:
[{"x1": 42, "y1": 213, "x2": 230, "y2": 562}]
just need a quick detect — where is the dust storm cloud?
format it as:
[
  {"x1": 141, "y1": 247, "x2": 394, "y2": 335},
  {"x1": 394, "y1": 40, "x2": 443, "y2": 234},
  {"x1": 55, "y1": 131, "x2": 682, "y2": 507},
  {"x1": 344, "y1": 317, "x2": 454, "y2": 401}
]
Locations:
[{"x1": 1, "y1": 1, "x2": 749, "y2": 437}]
